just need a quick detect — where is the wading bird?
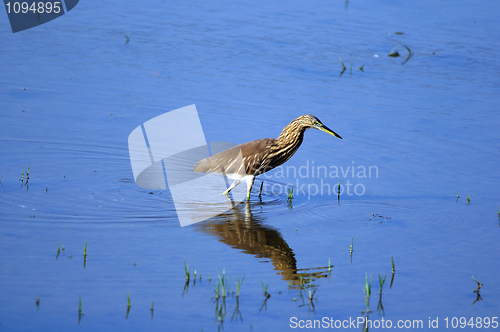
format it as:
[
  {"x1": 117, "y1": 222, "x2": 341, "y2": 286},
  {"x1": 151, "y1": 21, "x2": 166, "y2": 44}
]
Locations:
[{"x1": 194, "y1": 114, "x2": 342, "y2": 201}]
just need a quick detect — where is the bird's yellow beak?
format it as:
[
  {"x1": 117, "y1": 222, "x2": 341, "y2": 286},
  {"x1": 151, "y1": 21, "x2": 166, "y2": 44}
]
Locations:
[{"x1": 317, "y1": 124, "x2": 342, "y2": 139}]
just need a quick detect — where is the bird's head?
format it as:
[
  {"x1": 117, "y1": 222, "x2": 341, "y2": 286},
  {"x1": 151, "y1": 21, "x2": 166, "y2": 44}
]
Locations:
[{"x1": 301, "y1": 114, "x2": 343, "y2": 139}]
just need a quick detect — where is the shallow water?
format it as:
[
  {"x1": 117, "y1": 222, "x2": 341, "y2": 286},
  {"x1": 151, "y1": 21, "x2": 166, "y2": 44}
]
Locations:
[{"x1": 1, "y1": 0, "x2": 499, "y2": 331}]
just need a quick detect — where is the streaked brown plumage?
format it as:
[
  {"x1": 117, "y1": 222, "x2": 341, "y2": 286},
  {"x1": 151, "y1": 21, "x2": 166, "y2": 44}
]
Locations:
[{"x1": 194, "y1": 114, "x2": 342, "y2": 200}]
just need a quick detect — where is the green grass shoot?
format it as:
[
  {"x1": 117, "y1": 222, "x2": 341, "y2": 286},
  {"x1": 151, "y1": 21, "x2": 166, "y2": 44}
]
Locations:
[
  {"x1": 217, "y1": 268, "x2": 228, "y2": 298},
  {"x1": 328, "y1": 258, "x2": 332, "y2": 272},
  {"x1": 78, "y1": 295, "x2": 83, "y2": 324},
  {"x1": 36, "y1": 295, "x2": 40, "y2": 307},
  {"x1": 83, "y1": 241, "x2": 87, "y2": 257},
  {"x1": 467, "y1": 193, "x2": 471, "y2": 205},
  {"x1": 235, "y1": 275, "x2": 245, "y2": 297},
  {"x1": 184, "y1": 260, "x2": 190, "y2": 280},
  {"x1": 287, "y1": 185, "x2": 294, "y2": 200},
  {"x1": 57, "y1": 242, "x2": 60, "y2": 254},
  {"x1": 472, "y1": 276, "x2": 483, "y2": 292},
  {"x1": 150, "y1": 300, "x2": 154, "y2": 312},
  {"x1": 339, "y1": 58, "x2": 346, "y2": 74},
  {"x1": 261, "y1": 281, "x2": 270, "y2": 298},
  {"x1": 338, "y1": 180, "x2": 341, "y2": 194},
  {"x1": 378, "y1": 274, "x2": 387, "y2": 293},
  {"x1": 391, "y1": 256, "x2": 395, "y2": 273},
  {"x1": 20, "y1": 166, "x2": 24, "y2": 181},
  {"x1": 350, "y1": 236, "x2": 353, "y2": 255},
  {"x1": 127, "y1": 292, "x2": 131, "y2": 308},
  {"x1": 214, "y1": 282, "x2": 220, "y2": 299},
  {"x1": 364, "y1": 274, "x2": 372, "y2": 312},
  {"x1": 193, "y1": 270, "x2": 197, "y2": 280}
]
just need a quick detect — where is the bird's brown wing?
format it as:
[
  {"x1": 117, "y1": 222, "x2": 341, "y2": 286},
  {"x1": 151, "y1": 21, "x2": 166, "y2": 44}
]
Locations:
[{"x1": 194, "y1": 138, "x2": 277, "y2": 176}]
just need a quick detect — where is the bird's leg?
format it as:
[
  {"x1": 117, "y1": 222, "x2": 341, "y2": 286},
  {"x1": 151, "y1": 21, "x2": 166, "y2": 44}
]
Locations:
[
  {"x1": 245, "y1": 176, "x2": 255, "y2": 201},
  {"x1": 222, "y1": 179, "x2": 242, "y2": 197}
]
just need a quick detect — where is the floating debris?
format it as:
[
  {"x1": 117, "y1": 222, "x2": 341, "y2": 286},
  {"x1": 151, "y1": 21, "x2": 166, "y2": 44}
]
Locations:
[{"x1": 370, "y1": 214, "x2": 392, "y2": 222}]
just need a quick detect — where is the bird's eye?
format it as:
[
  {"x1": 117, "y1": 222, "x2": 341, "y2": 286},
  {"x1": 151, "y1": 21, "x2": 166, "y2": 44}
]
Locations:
[{"x1": 313, "y1": 121, "x2": 321, "y2": 126}]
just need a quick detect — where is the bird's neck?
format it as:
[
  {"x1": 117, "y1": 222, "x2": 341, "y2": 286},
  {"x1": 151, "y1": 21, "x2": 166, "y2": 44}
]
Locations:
[{"x1": 275, "y1": 121, "x2": 307, "y2": 152}]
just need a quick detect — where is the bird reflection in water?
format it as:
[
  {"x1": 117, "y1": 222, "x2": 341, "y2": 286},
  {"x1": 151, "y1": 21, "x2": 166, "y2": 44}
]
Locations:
[{"x1": 195, "y1": 200, "x2": 332, "y2": 287}]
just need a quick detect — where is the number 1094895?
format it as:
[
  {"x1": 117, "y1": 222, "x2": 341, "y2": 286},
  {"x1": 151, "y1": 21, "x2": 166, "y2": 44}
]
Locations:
[{"x1": 5, "y1": 2, "x2": 62, "y2": 14}]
